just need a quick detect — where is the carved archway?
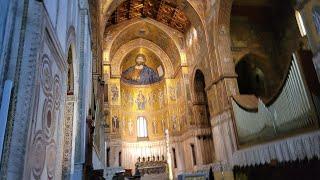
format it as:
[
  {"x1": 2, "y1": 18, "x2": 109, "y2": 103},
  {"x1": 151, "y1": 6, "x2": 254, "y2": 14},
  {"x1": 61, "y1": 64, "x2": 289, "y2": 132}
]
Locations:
[
  {"x1": 190, "y1": 69, "x2": 215, "y2": 165},
  {"x1": 192, "y1": 70, "x2": 211, "y2": 125},
  {"x1": 190, "y1": 66, "x2": 208, "y2": 101},
  {"x1": 111, "y1": 38, "x2": 175, "y2": 78}
]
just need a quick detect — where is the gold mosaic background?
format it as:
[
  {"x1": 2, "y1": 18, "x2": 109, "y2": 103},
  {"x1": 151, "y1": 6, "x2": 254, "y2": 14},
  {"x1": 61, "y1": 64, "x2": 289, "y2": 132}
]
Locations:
[{"x1": 108, "y1": 71, "x2": 189, "y2": 142}]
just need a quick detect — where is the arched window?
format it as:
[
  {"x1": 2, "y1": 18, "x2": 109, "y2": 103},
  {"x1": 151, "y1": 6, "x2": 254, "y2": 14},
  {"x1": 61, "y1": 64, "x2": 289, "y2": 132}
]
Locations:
[
  {"x1": 137, "y1": 116, "x2": 148, "y2": 139},
  {"x1": 67, "y1": 48, "x2": 74, "y2": 95},
  {"x1": 194, "y1": 70, "x2": 210, "y2": 125},
  {"x1": 191, "y1": 144, "x2": 197, "y2": 166},
  {"x1": 119, "y1": 151, "x2": 122, "y2": 166},
  {"x1": 172, "y1": 148, "x2": 177, "y2": 168},
  {"x1": 107, "y1": 148, "x2": 110, "y2": 167}
]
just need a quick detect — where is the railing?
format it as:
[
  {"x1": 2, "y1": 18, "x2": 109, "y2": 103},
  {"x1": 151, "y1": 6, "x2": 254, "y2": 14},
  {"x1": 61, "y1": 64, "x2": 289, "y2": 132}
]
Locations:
[
  {"x1": 232, "y1": 53, "x2": 319, "y2": 146},
  {"x1": 135, "y1": 159, "x2": 167, "y2": 176},
  {"x1": 177, "y1": 173, "x2": 207, "y2": 180}
]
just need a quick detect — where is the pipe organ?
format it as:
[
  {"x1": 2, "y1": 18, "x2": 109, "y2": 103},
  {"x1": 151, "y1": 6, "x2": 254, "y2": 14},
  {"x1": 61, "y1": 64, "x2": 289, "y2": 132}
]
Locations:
[{"x1": 232, "y1": 53, "x2": 319, "y2": 145}]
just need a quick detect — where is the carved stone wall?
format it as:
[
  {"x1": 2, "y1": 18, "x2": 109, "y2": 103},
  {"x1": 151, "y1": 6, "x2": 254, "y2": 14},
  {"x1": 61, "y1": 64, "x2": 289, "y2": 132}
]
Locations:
[
  {"x1": 0, "y1": 0, "x2": 97, "y2": 179},
  {"x1": 0, "y1": 1, "x2": 68, "y2": 179},
  {"x1": 25, "y1": 35, "x2": 66, "y2": 179}
]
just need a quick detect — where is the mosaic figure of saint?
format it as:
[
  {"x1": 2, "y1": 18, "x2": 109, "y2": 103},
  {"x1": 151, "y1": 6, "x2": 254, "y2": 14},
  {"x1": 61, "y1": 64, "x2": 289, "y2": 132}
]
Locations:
[
  {"x1": 123, "y1": 91, "x2": 129, "y2": 107},
  {"x1": 148, "y1": 92, "x2": 155, "y2": 106},
  {"x1": 127, "y1": 92, "x2": 134, "y2": 106},
  {"x1": 158, "y1": 90, "x2": 164, "y2": 108},
  {"x1": 161, "y1": 119, "x2": 166, "y2": 132},
  {"x1": 172, "y1": 115, "x2": 177, "y2": 130},
  {"x1": 111, "y1": 85, "x2": 119, "y2": 102},
  {"x1": 122, "y1": 119, "x2": 126, "y2": 133},
  {"x1": 181, "y1": 115, "x2": 187, "y2": 127},
  {"x1": 112, "y1": 116, "x2": 119, "y2": 132},
  {"x1": 169, "y1": 87, "x2": 177, "y2": 101},
  {"x1": 136, "y1": 91, "x2": 147, "y2": 110},
  {"x1": 122, "y1": 54, "x2": 160, "y2": 85},
  {"x1": 128, "y1": 119, "x2": 133, "y2": 135},
  {"x1": 152, "y1": 120, "x2": 157, "y2": 134}
]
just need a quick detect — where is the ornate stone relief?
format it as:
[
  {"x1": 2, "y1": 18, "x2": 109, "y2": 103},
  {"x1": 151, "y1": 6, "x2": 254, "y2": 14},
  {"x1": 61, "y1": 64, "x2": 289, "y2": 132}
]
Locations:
[
  {"x1": 24, "y1": 13, "x2": 67, "y2": 179},
  {"x1": 62, "y1": 95, "x2": 76, "y2": 176},
  {"x1": 28, "y1": 49, "x2": 65, "y2": 179}
]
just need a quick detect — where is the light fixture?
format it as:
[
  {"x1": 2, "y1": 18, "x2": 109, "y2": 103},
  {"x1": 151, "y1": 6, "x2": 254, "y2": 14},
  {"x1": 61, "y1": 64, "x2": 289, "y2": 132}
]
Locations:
[{"x1": 295, "y1": 10, "x2": 307, "y2": 37}]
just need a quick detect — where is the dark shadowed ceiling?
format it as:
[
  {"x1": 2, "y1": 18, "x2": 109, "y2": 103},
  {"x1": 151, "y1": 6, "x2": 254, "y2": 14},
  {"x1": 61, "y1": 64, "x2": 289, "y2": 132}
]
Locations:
[{"x1": 106, "y1": 0, "x2": 190, "y2": 33}]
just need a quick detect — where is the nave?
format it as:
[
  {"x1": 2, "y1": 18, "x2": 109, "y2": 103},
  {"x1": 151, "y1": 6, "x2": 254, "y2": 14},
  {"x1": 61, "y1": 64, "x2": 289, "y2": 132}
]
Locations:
[{"x1": 0, "y1": 0, "x2": 320, "y2": 180}]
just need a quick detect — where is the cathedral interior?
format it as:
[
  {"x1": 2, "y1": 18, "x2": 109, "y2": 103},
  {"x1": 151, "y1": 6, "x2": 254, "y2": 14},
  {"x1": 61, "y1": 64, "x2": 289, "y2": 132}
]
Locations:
[{"x1": 1, "y1": 0, "x2": 320, "y2": 180}]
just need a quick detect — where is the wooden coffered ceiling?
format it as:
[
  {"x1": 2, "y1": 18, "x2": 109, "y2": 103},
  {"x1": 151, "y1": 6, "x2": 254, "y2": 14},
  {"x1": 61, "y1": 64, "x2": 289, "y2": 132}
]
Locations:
[{"x1": 106, "y1": 0, "x2": 190, "y2": 33}]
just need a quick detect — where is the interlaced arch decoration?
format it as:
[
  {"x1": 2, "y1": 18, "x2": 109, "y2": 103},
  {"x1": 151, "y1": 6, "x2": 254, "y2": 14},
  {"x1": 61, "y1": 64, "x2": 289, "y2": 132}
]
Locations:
[{"x1": 111, "y1": 38, "x2": 175, "y2": 78}]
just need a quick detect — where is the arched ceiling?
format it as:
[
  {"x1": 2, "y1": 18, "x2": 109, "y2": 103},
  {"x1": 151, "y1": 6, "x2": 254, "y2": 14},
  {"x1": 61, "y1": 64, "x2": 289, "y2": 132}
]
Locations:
[
  {"x1": 102, "y1": 0, "x2": 208, "y2": 51},
  {"x1": 102, "y1": 0, "x2": 209, "y2": 78},
  {"x1": 105, "y1": 0, "x2": 190, "y2": 33},
  {"x1": 106, "y1": 18, "x2": 183, "y2": 70}
]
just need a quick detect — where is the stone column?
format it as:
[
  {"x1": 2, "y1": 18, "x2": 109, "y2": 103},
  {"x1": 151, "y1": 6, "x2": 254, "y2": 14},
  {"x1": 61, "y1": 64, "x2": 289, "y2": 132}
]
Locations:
[
  {"x1": 165, "y1": 129, "x2": 173, "y2": 180},
  {"x1": 72, "y1": 6, "x2": 91, "y2": 180},
  {"x1": 62, "y1": 95, "x2": 76, "y2": 179},
  {"x1": 1, "y1": 1, "x2": 68, "y2": 179}
]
